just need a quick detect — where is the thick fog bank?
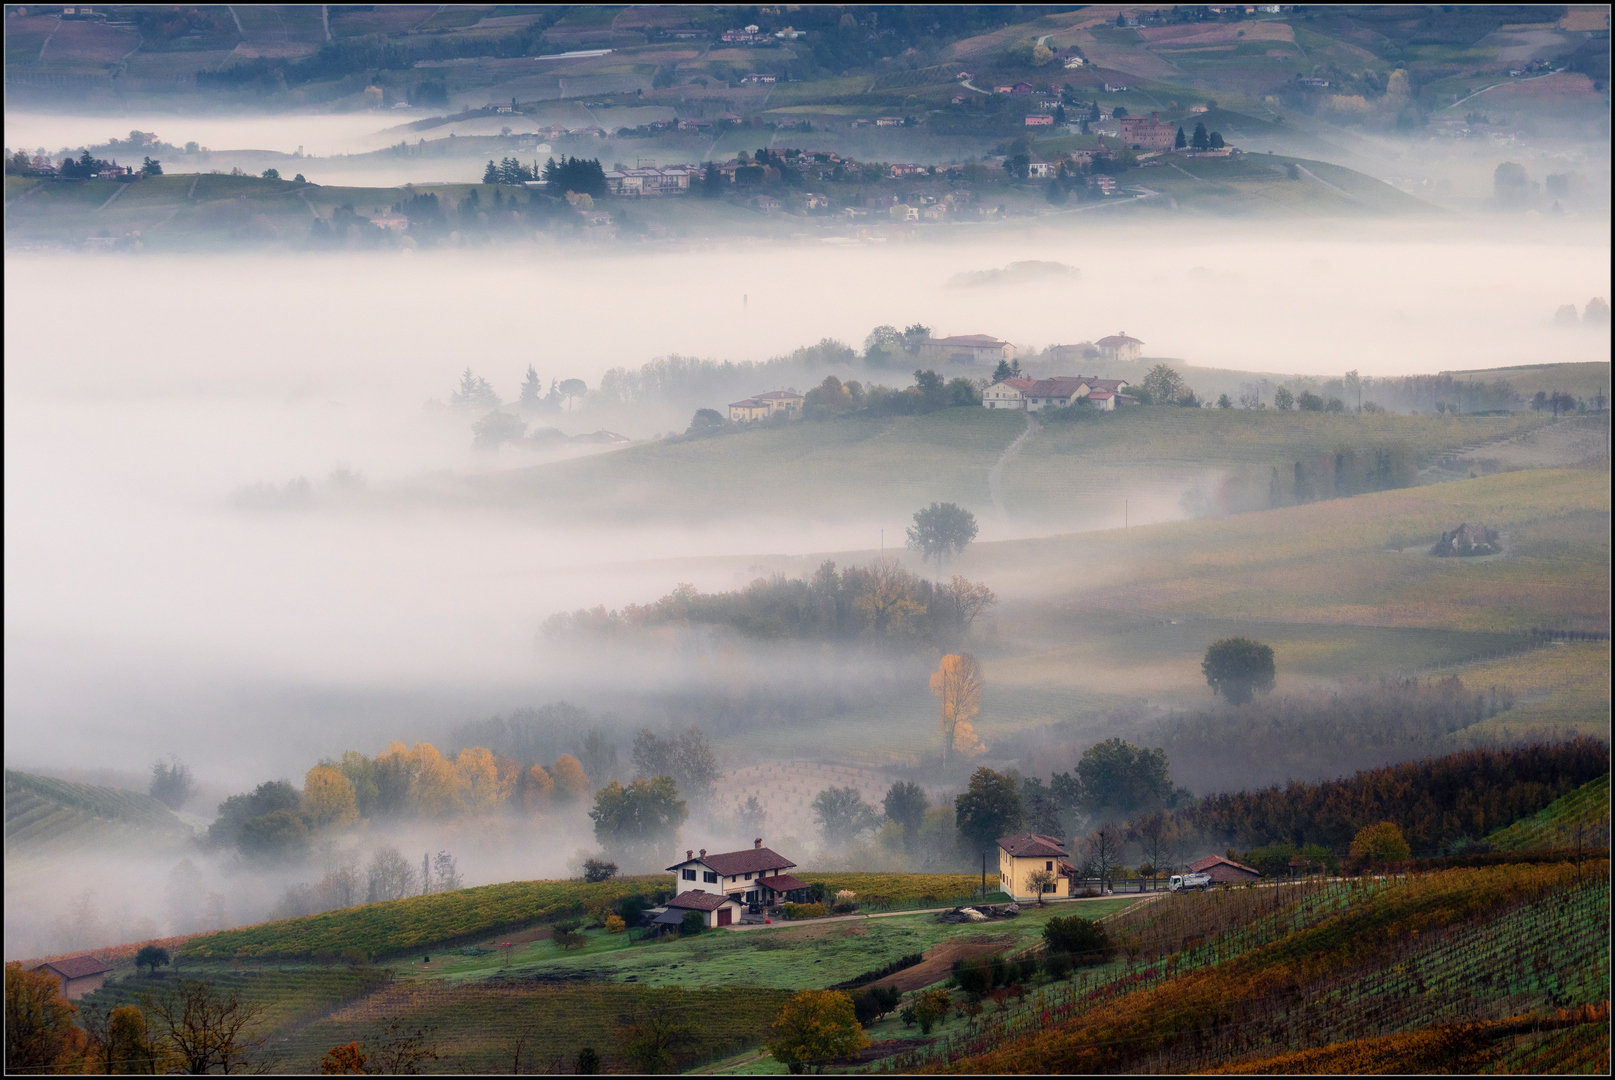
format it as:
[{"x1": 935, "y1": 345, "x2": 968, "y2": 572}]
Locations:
[{"x1": 5, "y1": 221, "x2": 1608, "y2": 803}]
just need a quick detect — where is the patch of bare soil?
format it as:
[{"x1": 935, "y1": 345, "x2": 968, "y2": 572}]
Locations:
[
  {"x1": 830, "y1": 1038, "x2": 931, "y2": 1065},
  {"x1": 869, "y1": 936, "x2": 1012, "y2": 993}
]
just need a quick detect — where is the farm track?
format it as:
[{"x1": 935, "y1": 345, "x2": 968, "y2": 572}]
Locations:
[{"x1": 988, "y1": 413, "x2": 1038, "y2": 519}]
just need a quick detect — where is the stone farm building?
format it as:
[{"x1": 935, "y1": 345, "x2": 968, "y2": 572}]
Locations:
[
  {"x1": 602, "y1": 166, "x2": 698, "y2": 196},
  {"x1": 664, "y1": 839, "x2": 812, "y2": 924},
  {"x1": 916, "y1": 334, "x2": 1016, "y2": 366},
  {"x1": 1188, "y1": 854, "x2": 1261, "y2": 885},
  {"x1": 998, "y1": 833, "x2": 1075, "y2": 901},
  {"x1": 728, "y1": 389, "x2": 803, "y2": 422},
  {"x1": 32, "y1": 955, "x2": 111, "y2": 1000}
]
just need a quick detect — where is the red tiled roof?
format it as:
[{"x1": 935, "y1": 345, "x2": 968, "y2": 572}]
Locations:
[
  {"x1": 1188, "y1": 854, "x2": 1259, "y2": 876},
  {"x1": 998, "y1": 833, "x2": 1069, "y2": 859},
  {"x1": 1083, "y1": 378, "x2": 1129, "y2": 393},
  {"x1": 667, "y1": 846, "x2": 796, "y2": 877},
  {"x1": 755, "y1": 874, "x2": 809, "y2": 892},
  {"x1": 1088, "y1": 391, "x2": 1114, "y2": 400},
  {"x1": 1025, "y1": 377, "x2": 1090, "y2": 399},
  {"x1": 752, "y1": 390, "x2": 802, "y2": 401},
  {"x1": 35, "y1": 955, "x2": 111, "y2": 979},
  {"x1": 666, "y1": 890, "x2": 739, "y2": 912}
]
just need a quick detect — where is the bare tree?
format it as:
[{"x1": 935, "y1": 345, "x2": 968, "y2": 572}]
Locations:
[
  {"x1": 368, "y1": 1019, "x2": 440, "y2": 1075},
  {"x1": 940, "y1": 576, "x2": 998, "y2": 640},
  {"x1": 366, "y1": 846, "x2": 419, "y2": 902},
  {"x1": 144, "y1": 980, "x2": 272, "y2": 1075},
  {"x1": 1131, "y1": 811, "x2": 1180, "y2": 890},
  {"x1": 1081, "y1": 823, "x2": 1124, "y2": 892}
]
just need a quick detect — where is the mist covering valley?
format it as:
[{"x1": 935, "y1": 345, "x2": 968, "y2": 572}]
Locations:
[{"x1": 3, "y1": 19, "x2": 1611, "y2": 1058}]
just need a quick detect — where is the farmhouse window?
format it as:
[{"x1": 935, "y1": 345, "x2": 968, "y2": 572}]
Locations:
[
  {"x1": 703, "y1": 871, "x2": 718, "y2": 883},
  {"x1": 1046, "y1": 861, "x2": 1053, "y2": 871},
  {"x1": 744, "y1": 872, "x2": 753, "y2": 880},
  {"x1": 682, "y1": 869, "x2": 696, "y2": 881}
]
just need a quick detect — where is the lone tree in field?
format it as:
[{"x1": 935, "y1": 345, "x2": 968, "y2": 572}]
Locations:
[
  {"x1": 907, "y1": 503, "x2": 978, "y2": 566},
  {"x1": 766, "y1": 990, "x2": 869, "y2": 1074},
  {"x1": 954, "y1": 767, "x2": 1023, "y2": 860},
  {"x1": 135, "y1": 946, "x2": 171, "y2": 978},
  {"x1": 149, "y1": 757, "x2": 197, "y2": 810},
  {"x1": 1201, "y1": 637, "x2": 1276, "y2": 706},
  {"x1": 588, "y1": 776, "x2": 688, "y2": 869}
]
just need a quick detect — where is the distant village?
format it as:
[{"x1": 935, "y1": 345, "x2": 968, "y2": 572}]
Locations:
[{"x1": 727, "y1": 333, "x2": 1142, "y2": 421}]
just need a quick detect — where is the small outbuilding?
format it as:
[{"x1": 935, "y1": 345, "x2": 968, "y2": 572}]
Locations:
[
  {"x1": 32, "y1": 955, "x2": 112, "y2": 1000},
  {"x1": 663, "y1": 889, "x2": 745, "y2": 928},
  {"x1": 1187, "y1": 854, "x2": 1260, "y2": 885}
]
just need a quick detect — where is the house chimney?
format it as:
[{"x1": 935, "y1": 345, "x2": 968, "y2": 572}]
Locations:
[
  {"x1": 754, "y1": 838, "x2": 762, "y2": 849},
  {"x1": 699, "y1": 849, "x2": 706, "y2": 858},
  {"x1": 686, "y1": 849, "x2": 693, "y2": 860}
]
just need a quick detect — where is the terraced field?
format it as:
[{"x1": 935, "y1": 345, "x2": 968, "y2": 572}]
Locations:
[{"x1": 4, "y1": 770, "x2": 194, "y2": 851}]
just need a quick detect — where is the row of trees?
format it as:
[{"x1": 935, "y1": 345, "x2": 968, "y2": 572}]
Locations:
[
  {"x1": 543, "y1": 559, "x2": 997, "y2": 650},
  {"x1": 204, "y1": 743, "x2": 598, "y2": 859},
  {"x1": 451, "y1": 366, "x2": 586, "y2": 412}
]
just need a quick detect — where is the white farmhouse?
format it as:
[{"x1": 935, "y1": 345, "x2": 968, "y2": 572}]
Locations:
[{"x1": 664, "y1": 838, "x2": 812, "y2": 922}]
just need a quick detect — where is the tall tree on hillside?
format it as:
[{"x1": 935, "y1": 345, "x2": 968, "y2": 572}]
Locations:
[
  {"x1": 589, "y1": 776, "x2": 688, "y2": 868},
  {"x1": 1074, "y1": 739, "x2": 1179, "y2": 821},
  {"x1": 150, "y1": 756, "x2": 198, "y2": 810},
  {"x1": 519, "y1": 364, "x2": 543, "y2": 408},
  {"x1": 907, "y1": 502, "x2": 979, "y2": 565},
  {"x1": 932, "y1": 653, "x2": 985, "y2": 777},
  {"x1": 1191, "y1": 122, "x2": 1210, "y2": 151},
  {"x1": 1202, "y1": 637, "x2": 1276, "y2": 705},
  {"x1": 955, "y1": 767, "x2": 1023, "y2": 859},
  {"x1": 883, "y1": 781, "x2": 929, "y2": 853},
  {"x1": 1141, "y1": 364, "x2": 1187, "y2": 407},
  {"x1": 813, "y1": 786, "x2": 880, "y2": 847},
  {"x1": 1175, "y1": 127, "x2": 1187, "y2": 149},
  {"x1": 483, "y1": 160, "x2": 499, "y2": 184},
  {"x1": 993, "y1": 358, "x2": 1014, "y2": 383}
]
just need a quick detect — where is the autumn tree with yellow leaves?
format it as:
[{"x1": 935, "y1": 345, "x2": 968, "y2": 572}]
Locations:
[
  {"x1": 931, "y1": 653, "x2": 985, "y2": 777},
  {"x1": 304, "y1": 765, "x2": 359, "y2": 829}
]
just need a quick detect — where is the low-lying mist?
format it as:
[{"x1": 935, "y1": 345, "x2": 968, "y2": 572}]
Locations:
[{"x1": 5, "y1": 217, "x2": 1609, "y2": 962}]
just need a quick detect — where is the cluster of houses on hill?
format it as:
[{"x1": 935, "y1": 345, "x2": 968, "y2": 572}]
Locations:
[{"x1": 726, "y1": 332, "x2": 1144, "y2": 420}]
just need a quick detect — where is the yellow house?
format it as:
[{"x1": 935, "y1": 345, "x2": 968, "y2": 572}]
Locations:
[
  {"x1": 727, "y1": 390, "x2": 803, "y2": 422},
  {"x1": 997, "y1": 833, "x2": 1072, "y2": 901}
]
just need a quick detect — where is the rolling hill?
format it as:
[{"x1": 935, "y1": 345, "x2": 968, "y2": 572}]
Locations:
[{"x1": 4, "y1": 769, "x2": 195, "y2": 853}]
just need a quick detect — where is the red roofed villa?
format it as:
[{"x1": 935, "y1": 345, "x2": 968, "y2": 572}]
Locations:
[{"x1": 665, "y1": 839, "x2": 812, "y2": 923}]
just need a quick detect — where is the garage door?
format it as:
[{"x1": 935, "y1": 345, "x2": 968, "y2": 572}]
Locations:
[{"x1": 717, "y1": 908, "x2": 732, "y2": 927}]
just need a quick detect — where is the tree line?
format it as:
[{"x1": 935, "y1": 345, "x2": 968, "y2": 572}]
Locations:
[{"x1": 543, "y1": 560, "x2": 997, "y2": 650}]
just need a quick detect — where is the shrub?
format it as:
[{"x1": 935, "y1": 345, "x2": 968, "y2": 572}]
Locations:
[
  {"x1": 680, "y1": 911, "x2": 705, "y2": 935},
  {"x1": 781, "y1": 902, "x2": 827, "y2": 920},
  {"x1": 1043, "y1": 916, "x2": 1113, "y2": 966},
  {"x1": 1044, "y1": 952, "x2": 1074, "y2": 980},
  {"x1": 605, "y1": 914, "x2": 626, "y2": 934},
  {"x1": 914, "y1": 988, "x2": 953, "y2": 1034}
]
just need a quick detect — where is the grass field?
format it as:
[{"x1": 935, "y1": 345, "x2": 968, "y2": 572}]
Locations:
[{"x1": 405, "y1": 897, "x2": 1140, "y2": 991}]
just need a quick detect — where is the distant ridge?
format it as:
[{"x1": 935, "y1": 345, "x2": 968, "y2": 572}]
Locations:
[{"x1": 4, "y1": 769, "x2": 195, "y2": 852}]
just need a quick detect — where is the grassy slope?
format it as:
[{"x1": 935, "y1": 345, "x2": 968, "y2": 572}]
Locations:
[
  {"x1": 459, "y1": 407, "x2": 1551, "y2": 528},
  {"x1": 4, "y1": 770, "x2": 194, "y2": 852},
  {"x1": 404, "y1": 899, "x2": 1137, "y2": 992}
]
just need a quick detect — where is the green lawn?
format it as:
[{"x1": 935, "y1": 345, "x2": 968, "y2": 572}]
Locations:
[{"x1": 414, "y1": 899, "x2": 1141, "y2": 991}]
